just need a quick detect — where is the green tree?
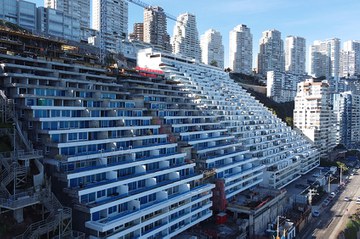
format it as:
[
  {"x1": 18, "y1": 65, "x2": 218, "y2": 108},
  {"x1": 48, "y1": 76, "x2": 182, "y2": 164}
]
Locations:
[
  {"x1": 210, "y1": 60, "x2": 218, "y2": 67},
  {"x1": 285, "y1": 117, "x2": 293, "y2": 127}
]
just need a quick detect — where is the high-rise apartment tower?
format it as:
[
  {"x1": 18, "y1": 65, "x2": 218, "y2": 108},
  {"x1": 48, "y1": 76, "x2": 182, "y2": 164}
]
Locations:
[
  {"x1": 257, "y1": 29, "x2": 285, "y2": 76},
  {"x1": 310, "y1": 38, "x2": 340, "y2": 78},
  {"x1": 44, "y1": 0, "x2": 90, "y2": 29},
  {"x1": 294, "y1": 79, "x2": 336, "y2": 158},
  {"x1": 92, "y1": 0, "x2": 128, "y2": 53},
  {"x1": 200, "y1": 29, "x2": 224, "y2": 69},
  {"x1": 285, "y1": 36, "x2": 306, "y2": 75},
  {"x1": 143, "y1": 6, "x2": 171, "y2": 51},
  {"x1": 229, "y1": 24, "x2": 253, "y2": 74},
  {"x1": 172, "y1": 13, "x2": 201, "y2": 61}
]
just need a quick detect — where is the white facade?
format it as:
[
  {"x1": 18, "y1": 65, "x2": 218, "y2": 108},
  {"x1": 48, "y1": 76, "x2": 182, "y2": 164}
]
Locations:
[
  {"x1": 143, "y1": 6, "x2": 171, "y2": 51},
  {"x1": 92, "y1": 0, "x2": 128, "y2": 53},
  {"x1": 0, "y1": 0, "x2": 37, "y2": 31},
  {"x1": 257, "y1": 29, "x2": 285, "y2": 76},
  {"x1": 267, "y1": 71, "x2": 303, "y2": 103},
  {"x1": 229, "y1": 24, "x2": 253, "y2": 74},
  {"x1": 37, "y1": 7, "x2": 80, "y2": 41},
  {"x1": 310, "y1": 38, "x2": 340, "y2": 78},
  {"x1": 200, "y1": 29, "x2": 224, "y2": 69},
  {"x1": 172, "y1": 13, "x2": 201, "y2": 61},
  {"x1": 340, "y1": 40, "x2": 360, "y2": 77},
  {"x1": 294, "y1": 79, "x2": 336, "y2": 158},
  {"x1": 285, "y1": 36, "x2": 306, "y2": 75},
  {"x1": 138, "y1": 48, "x2": 319, "y2": 191}
]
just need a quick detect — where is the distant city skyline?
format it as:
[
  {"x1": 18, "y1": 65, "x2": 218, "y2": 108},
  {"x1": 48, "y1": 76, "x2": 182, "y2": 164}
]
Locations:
[{"x1": 32, "y1": 0, "x2": 360, "y2": 71}]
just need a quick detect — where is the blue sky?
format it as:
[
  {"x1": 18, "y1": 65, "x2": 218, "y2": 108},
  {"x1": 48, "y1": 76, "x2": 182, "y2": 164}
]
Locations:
[{"x1": 32, "y1": 0, "x2": 360, "y2": 70}]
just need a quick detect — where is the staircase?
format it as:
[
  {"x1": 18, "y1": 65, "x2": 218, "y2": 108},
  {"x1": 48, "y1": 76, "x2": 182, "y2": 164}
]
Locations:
[
  {"x1": 18, "y1": 207, "x2": 72, "y2": 239},
  {"x1": 0, "y1": 89, "x2": 33, "y2": 151},
  {"x1": 17, "y1": 189, "x2": 72, "y2": 239},
  {"x1": 0, "y1": 163, "x2": 27, "y2": 188},
  {"x1": 0, "y1": 89, "x2": 13, "y2": 123}
]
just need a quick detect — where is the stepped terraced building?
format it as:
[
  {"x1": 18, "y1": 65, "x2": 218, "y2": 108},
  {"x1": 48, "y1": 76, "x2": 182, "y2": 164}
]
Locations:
[
  {"x1": 0, "y1": 26, "x2": 319, "y2": 238},
  {"x1": 138, "y1": 49, "x2": 319, "y2": 190}
]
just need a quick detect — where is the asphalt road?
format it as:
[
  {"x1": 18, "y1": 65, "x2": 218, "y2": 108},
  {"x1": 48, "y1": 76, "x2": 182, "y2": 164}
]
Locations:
[{"x1": 299, "y1": 171, "x2": 360, "y2": 239}]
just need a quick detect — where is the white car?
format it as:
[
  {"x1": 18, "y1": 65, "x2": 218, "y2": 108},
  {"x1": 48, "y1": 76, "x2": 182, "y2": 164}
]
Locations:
[{"x1": 344, "y1": 197, "x2": 351, "y2": 201}]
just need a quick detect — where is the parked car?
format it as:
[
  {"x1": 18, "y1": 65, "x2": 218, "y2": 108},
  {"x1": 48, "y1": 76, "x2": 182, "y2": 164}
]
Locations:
[
  {"x1": 312, "y1": 210, "x2": 320, "y2": 217},
  {"x1": 323, "y1": 199, "x2": 330, "y2": 206},
  {"x1": 344, "y1": 196, "x2": 351, "y2": 201}
]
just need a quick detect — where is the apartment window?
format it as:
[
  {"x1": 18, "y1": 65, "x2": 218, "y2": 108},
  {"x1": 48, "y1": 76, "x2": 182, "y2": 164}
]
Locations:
[
  {"x1": 51, "y1": 134, "x2": 60, "y2": 143},
  {"x1": 92, "y1": 212, "x2": 100, "y2": 221},
  {"x1": 51, "y1": 110, "x2": 61, "y2": 117},
  {"x1": 108, "y1": 206, "x2": 117, "y2": 214},
  {"x1": 119, "y1": 203, "x2": 128, "y2": 212},
  {"x1": 97, "y1": 190, "x2": 106, "y2": 198},
  {"x1": 62, "y1": 110, "x2": 71, "y2": 117},
  {"x1": 26, "y1": 99, "x2": 34, "y2": 106},
  {"x1": 68, "y1": 133, "x2": 77, "y2": 141},
  {"x1": 59, "y1": 121, "x2": 68, "y2": 129},
  {"x1": 79, "y1": 132, "x2": 87, "y2": 140},
  {"x1": 107, "y1": 187, "x2": 117, "y2": 196}
]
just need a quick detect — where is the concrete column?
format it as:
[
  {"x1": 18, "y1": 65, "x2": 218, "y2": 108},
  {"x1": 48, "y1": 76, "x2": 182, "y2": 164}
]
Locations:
[
  {"x1": 14, "y1": 207, "x2": 24, "y2": 223},
  {"x1": 249, "y1": 214, "x2": 254, "y2": 238}
]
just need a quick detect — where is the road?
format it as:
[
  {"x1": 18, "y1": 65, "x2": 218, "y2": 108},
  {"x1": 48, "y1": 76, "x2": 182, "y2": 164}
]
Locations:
[{"x1": 299, "y1": 171, "x2": 360, "y2": 239}]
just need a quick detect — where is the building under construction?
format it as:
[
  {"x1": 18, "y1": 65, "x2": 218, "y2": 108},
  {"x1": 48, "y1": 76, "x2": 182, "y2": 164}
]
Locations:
[
  {"x1": 0, "y1": 23, "x2": 94, "y2": 238},
  {"x1": 0, "y1": 23, "x2": 215, "y2": 238}
]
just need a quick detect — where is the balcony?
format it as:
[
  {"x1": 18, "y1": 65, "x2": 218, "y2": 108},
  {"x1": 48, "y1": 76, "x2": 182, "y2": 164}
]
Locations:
[{"x1": 80, "y1": 174, "x2": 199, "y2": 209}]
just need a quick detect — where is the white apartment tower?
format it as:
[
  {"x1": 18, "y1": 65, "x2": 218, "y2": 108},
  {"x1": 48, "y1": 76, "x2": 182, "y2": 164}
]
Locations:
[
  {"x1": 267, "y1": 71, "x2": 304, "y2": 103},
  {"x1": 44, "y1": 0, "x2": 90, "y2": 29},
  {"x1": 310, "y1": 38, "x2": 340, "y2": 78},
  {"x1": 229, "y1": 24, "x2": 253, "y2": 74},
  {"x1": 143, "y1": 6, "x2": 171, "y2": 51},
  {"x1": 257, "y1": 29, "x2": 285, "y2": 76},
  {"x1": 285, "y1": 36, "x2": 306, "y2": 75},
  {"x1": 172, "y1": 13, "x2": 201, "y2": 61},
  {"x1": 200, "y1": 29, "x2": 224, "y2": 69},
  {"x1": 340, "y1": 40, "x2": 360, "y2": 77},
  {"x1": 93, "y1": 0, "x2": 128, "y2": 53},
  {"x1": 294, "y1": 79, "x2": 336, "y2": 158}
]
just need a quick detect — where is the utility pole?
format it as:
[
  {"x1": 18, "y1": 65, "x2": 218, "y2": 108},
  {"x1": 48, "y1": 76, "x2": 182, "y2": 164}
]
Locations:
[
  {"x1": 340, "y1": 166, "x2": 342, "y2": 185},
  {"x1": 276, "y1": 215, "x2": 280, "y2": 239}
]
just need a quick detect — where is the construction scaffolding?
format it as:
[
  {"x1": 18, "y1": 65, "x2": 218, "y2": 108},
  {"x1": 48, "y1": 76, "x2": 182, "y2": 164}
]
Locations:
[{"x1": 0, "y1": 81, "x2": 83, "y2": 238}]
